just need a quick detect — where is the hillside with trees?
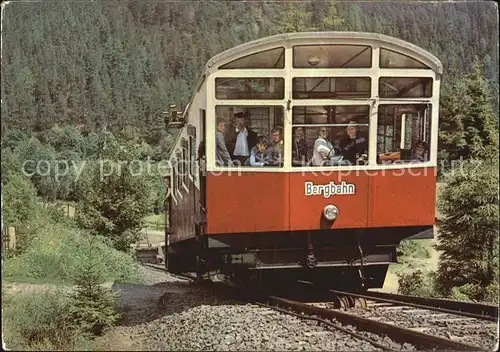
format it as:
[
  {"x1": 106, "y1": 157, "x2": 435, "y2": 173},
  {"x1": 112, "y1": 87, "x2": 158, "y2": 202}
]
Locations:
[
  {"x1": 1, "y1": 0, "x2": 498, "y2": 139},
  {"x1": 0, "y1": 1, "x2": 498, "y2": 349}
]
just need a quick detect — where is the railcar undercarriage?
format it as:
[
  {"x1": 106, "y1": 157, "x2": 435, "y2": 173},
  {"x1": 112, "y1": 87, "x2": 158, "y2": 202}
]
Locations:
[{"x1": 166, "y1": 226, "x2": 433, "y2": 290}]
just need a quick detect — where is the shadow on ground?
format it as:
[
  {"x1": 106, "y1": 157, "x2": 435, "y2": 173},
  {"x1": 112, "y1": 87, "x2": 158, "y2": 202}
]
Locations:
[{"x1": 111, "y1": 280, "x2": 245, "y2": 327}]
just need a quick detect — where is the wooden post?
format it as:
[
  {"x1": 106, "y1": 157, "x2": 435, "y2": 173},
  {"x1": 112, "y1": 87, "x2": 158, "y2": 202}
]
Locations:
[{"x1": 8, "y1": 227, "x2": 16, "y2": 250}]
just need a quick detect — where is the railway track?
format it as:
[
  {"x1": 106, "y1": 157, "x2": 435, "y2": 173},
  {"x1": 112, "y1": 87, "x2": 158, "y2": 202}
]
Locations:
[
  {"x1": 283, "y1": 282, "x2": 497, "y2": 350},
  {"x1": 139, "y1": 266, "x2": 497, "y2": 350},
  {"x1": 327, "y1": 288, "x2": 498, "y2": 322},
  {"x1": 258, "y1": 294, "x2": 492, "y2": 351}
]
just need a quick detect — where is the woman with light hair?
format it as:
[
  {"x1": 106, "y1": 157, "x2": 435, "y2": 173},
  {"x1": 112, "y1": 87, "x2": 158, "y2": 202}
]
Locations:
[{"x1": 312, "y1": 127, "x2": 335, "y2": 166}]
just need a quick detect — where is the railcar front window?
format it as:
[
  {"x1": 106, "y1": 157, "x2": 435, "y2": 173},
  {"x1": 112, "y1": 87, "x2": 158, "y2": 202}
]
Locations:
[
  {"x1": 291, "y1": 105, "x2": 370, "y2": 167},
  {"x1": 214, "y1": 105, "x2": 284, "y2": 168},
  {"x1": 292, "y1": 77, "x2": 371, "y2": 99},
  {"x1": 293, "y1": 45, "x2": 372, "y2": 68},
  {"x1": 215, "y1": 78, "x2": 284, "y2": 100},
  {"x1": 219, "y1": 47, "x2": 285, "y2": 69},
  {"x1": 377, "y1": 104, "x2": 431, "y2": 165},
  {"x1": 380, "y1": 48, "x2": 429, "y2": 69},
  {"x1": 379, "y1": 77, "x2": 433, "y2": 98}
]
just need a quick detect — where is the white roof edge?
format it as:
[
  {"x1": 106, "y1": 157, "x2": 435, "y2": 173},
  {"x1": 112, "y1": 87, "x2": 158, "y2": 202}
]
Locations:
[{"x1": 205, "y1": 31, "x2": 443, "y2": 74}]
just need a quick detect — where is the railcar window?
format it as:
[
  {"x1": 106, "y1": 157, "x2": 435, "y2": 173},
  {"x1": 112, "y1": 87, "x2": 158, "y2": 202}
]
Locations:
[
  {"x1": 176, "y1": 150, "x2": 182, "y2": 191},
  {"x1": 292, "y1": 105, "x2": 370, "y2": 167},
  {"x1": 214, "y1": 105, "x2": 284, "y2": 168},
  {"x1": 293, "y1": 77, "x2": 371, "y2": 99},
  {"x1": 215, "y1": 78, "x2": 284, "y2": 100},
  {"x1": 377, "y1": 104, "x2": 431, "y2": 165},
  {"x1": 188, "y1": 126, "x2": 196, "y2": 177},
  {"x1": 293, "y1": 45, "x2": 372, "y2": 68},
  {"x1": 379, "y1": 77, "x2": 433, "y2": 98},
  {"x1": 380, "y1": 48, "x2": 429, "y2": 69},
  {"x1": 181, "y1": 139, "x2": 188, "y2": 185},
  {"x1": 219, "y1": 47, "x2": 285, "y2": 69},
  {"x1": 171, "y1": 162, "x2": 177, "y2": 200}
]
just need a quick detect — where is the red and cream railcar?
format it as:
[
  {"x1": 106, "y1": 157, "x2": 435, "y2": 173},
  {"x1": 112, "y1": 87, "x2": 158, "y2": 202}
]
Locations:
[{"x1": 165, "y1": 32, "x2": 442, "y2": 289}]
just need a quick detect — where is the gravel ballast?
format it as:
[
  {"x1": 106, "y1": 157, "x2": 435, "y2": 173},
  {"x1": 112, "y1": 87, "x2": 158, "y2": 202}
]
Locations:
[{"x1": 109, "y1": 266, "x2": 385, "y2": 351}]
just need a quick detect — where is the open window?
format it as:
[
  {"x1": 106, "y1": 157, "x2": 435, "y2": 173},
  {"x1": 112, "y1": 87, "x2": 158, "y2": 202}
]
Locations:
[
  {"x1": 187, "y1": 125, "x2": 196, "y2": 178},
  {"x1": 171, "y1": 157, "x2": 178, "y2": 201},
  {"x1": 181, "y1": 139, "x2": 188, "y2": 185},
  {"x1": 292, "y1": 105, "x2": 370, "y2": 167},
  {"x1": 214, "y1": 105, "x2": 284, "y2": 168},
  {"x1": 175, "y1": 150, "x2": 182, "y2": 190},
  {"x1": 377, "y1": 104, "x2": 431, "y2": 164}
]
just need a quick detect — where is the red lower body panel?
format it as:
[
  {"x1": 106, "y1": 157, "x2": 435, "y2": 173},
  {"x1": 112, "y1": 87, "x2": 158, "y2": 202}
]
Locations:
[{"x1": 206, "y1": 168, "x2": 436, "y2": 234}]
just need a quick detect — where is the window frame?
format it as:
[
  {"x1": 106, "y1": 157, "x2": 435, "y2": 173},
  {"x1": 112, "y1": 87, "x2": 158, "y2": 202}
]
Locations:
[
  {"x1": 207, "y1": 42, "x2": 439, "y2": 172},
  {"x1": 291, "y1": 104, "x2": 372, "y2": 168},
  {"x1": 376, "y1": 103, "x2": 433, "y2": 165}
]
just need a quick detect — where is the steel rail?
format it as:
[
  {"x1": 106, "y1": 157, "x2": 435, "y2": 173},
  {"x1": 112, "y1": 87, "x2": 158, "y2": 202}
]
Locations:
[
  {"x1": 254, "y1": 301, "x2": 392, "y2": 351},
  {"x1": 329, "y1": 288, "x2": 498, "y2": 322},
  {"x1": 268, "y1": 296, "x2": 483, "y2": 351}
]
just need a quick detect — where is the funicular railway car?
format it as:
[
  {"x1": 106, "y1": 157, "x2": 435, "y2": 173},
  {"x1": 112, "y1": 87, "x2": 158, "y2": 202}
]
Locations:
[{"x1": 164, "y1": 32, "x2": 442, "y2": 290}]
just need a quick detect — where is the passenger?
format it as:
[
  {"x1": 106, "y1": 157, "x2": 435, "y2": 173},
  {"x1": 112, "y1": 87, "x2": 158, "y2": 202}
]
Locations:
[
  {"x1": 312, "y1": 127, "x2": 335, "y2": 166},
  {"x1": 266, "y1": 126, "x2": 284, "y2": 166},
  {"x1": 215, "y1": 118, "x2": 233, "y2": 166},
  {"x1": 409, "y1": 140, "x2": 429, "y2": 162},
  {"x1": 231, "y1": 110, "x2": 257, "y2": 165},
  {"x1": 246, "y1": 136, "x2": 270, "y2": 166},
  {"x1": 292, "y1": 127, "x2": 308, "y2": 166},
  {"x1": 339, "y1": 123, "x2": 368, "y2": 164}
]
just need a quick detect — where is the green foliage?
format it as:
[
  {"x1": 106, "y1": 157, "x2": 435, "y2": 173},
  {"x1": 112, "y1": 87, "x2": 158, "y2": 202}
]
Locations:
[
  {"x1": 67, "y1": 236, "x2": 122, "y2": 337},
  {"x1": 448, "y1": 281, "x2": 498, "y2": 304},
  {"x1": 438, "y1": 61, "x2": 499, "y2": 171},
  {"x1": 397, "y1": 270, "x2": 438, "y2": 297},
  {"x1": 435, "y1": 156, "x2": 499, "y2": 300},
  {"x1": 75, "y1": 132, "x2": 155, "y2": 251},
  {"x1": 2, "y1": 288, "x2": 79, "y2": 350},
  {"x1": 396, "y1": 239, "x2": 431, "y2": 267},
  {"x1": 3, "y1": 221, "x2": 142, "y2": 284},
  {"x1": 277, "y1": 3, "x2": 313, "y2": 33},
  {"x1": 2, "y1": 174, "x2": 40, "y2": 228},
  {"x1": 2, "y1": 1, "x2": 496, "y2": 136}
]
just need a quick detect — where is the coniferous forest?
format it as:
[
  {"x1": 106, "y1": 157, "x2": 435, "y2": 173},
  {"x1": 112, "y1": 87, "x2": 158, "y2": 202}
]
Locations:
[
  {"x1": 1, "y1": 0, "x2": 498, "y2": 138},
  {"x1": 0, "y1": 4, "x2": 499, "y2": 348}
]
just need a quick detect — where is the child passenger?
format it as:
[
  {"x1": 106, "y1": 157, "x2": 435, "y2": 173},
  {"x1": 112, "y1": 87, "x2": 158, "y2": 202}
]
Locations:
[{"x1": 246, "y1": 136, "x2": 270, "y2": 166}]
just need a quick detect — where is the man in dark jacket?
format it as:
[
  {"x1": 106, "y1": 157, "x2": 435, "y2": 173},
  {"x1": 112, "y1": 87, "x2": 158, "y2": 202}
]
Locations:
[{"x1": 339, "y1": 123, "x2": 368, "y2": 165}]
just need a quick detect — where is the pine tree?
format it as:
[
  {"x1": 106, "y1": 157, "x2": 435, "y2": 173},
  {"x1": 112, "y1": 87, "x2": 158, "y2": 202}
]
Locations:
[
  {"x1": 460, "y1": 60, "x2": 499, "y2": 159},
  {"x1": 276, "y1": 3, "x2": 312, "y2": 33},
  {"x1": 435, "y1": 155, "x2": 499, "y2": 301}
]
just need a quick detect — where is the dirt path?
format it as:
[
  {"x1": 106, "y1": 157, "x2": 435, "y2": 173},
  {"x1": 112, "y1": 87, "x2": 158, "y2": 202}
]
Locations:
[{"x1": 94, "y1": 266, "x2": 193, "y2": 350}]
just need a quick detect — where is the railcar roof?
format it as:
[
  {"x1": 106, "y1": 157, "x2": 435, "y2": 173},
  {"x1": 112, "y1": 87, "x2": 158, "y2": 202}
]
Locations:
[{"x1": 205, "y1": 31, "x2": 443, "y2": 74}]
